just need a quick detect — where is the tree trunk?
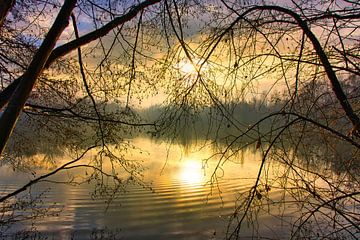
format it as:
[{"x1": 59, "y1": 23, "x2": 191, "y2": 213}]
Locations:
[
  {"x1": 0, "y1": 0, "x2": 15, "y2": 30},
  {"x1": 0, "y1": 0, "x2": 77, "y2": 156},
  {"x1": 0, "y1": 0, "x2": 161, "y2": 110}
]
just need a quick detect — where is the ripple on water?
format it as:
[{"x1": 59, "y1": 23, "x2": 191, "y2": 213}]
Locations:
[{"x1": 1, "y1": 139, "x2": 293, "y2": 239}]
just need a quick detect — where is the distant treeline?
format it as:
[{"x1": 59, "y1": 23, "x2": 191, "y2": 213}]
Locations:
[
  {"x1": 3, "y1": 99, "x2": 282, "y2": 158},
  {"x1": 3, "y1": 97, "x2": 359, "y2": 176},
  {"x1": 138, "y1": 100, "x2": 282, "y2": 146}
]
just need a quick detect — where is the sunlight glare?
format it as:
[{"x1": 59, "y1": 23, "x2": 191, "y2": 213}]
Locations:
[
  {"x1": 179, "y1": 159, "x2": 204, "y2": 185},
  {"x1": 180, "y1": 61, "x2": 197, "y2": 75},
  {"x1": 176, "y1": 58, "x2": 208, "y2": 76}
]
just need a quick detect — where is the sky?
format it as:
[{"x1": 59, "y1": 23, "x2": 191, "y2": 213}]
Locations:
[{"x1": 9, "y1": 0, "x2": 358, "y2": 108}]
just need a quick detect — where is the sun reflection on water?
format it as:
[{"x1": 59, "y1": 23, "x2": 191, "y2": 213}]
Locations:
[
  {"x1": 1, "y1": 137, "x2": 297, "y2": 239},
  {"x1": 178, "y1": 159, "x2": 204, "y2": 185}
]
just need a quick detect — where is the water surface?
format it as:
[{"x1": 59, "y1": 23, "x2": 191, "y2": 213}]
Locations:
[{"x1": 0, "y1": 138, "x2": 295, "y2": 239}]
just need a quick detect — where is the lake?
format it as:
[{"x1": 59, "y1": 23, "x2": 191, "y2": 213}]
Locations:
[{"x1": 0, "y1": 137, "x2": 351, "y2": 239}]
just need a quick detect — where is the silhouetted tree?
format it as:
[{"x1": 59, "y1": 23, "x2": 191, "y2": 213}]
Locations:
[{"x1": 0, "y1": 0, "x2": 359, "y2": 239}]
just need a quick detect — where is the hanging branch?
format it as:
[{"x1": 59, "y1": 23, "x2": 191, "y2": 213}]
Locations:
[
  {"x1": 126, "y1": 10, "x2": 143, "y2": 108},
  {"x1": 71, "y1": 13, "x2": 105, "y2": 147}
]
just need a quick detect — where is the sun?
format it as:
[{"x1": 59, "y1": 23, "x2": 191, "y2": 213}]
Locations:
[
  {"x1": 176, "y1": 58, "x2": 208, "y2": 77},
  {"x1": 180, "y1": 61, "x2": 197, "y2": 75}
]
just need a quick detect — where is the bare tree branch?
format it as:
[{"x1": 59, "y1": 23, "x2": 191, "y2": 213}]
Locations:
[{"x1": 0, "y1": 145, "x2": 96, "y2": 203}]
